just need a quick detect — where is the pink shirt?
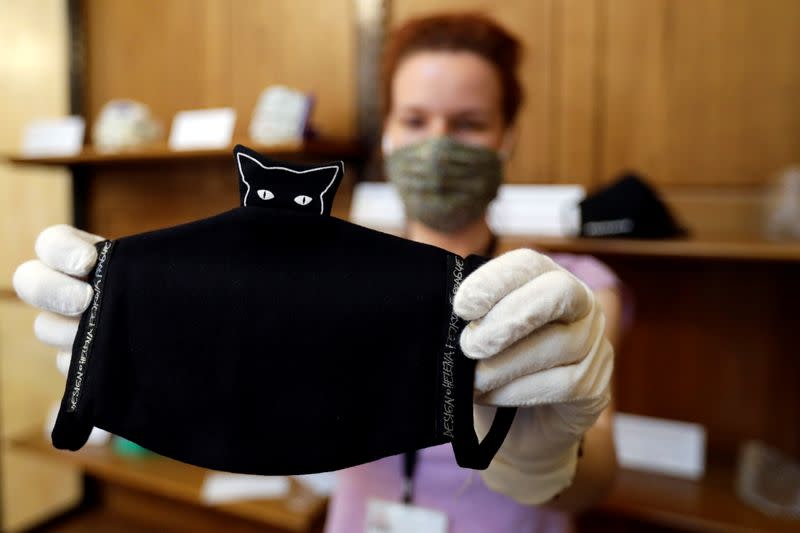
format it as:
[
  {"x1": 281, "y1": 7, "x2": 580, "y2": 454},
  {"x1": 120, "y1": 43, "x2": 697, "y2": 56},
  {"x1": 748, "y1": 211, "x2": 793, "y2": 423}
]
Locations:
[{"x1": 324, "y1": 253, "x2": 619, "y2": 533}]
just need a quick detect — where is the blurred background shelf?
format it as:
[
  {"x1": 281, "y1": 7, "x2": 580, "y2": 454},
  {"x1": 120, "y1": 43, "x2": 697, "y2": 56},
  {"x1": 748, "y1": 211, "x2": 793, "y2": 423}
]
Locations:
[
  {"x1": 595, "y1": 461, "x2": 800, "y2": 533},
  {"x1": 4, "y1": 139, "x2": 364, "y2": 235},
  {"x1": 12, "y1": 432, "x2": 326, "y2": 533},
  {"x1": 6, "y1": 140, "x2": 363, "y2": 167},
  {"x1": 499, "y1": 236, "x2": 800, "y2": 262}
]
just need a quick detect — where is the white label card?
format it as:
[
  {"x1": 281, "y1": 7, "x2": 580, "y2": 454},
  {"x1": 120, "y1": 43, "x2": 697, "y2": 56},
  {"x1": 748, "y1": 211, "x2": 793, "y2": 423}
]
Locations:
[
  {"x1": 365, "y1": 499, "x2": 447, "y2": 533},
  {"x1": 21, "y1": 116, "x2": 85, "y2": 157},
  {"x1": 168, "y1": 107, "x2": 236, "y2": 150},
  {"x1": 199, "y1": 473, "x2": 289, "y2": 504},
  {"x1": 614, "y1": 412, "x2": 706, "y2": 480}
]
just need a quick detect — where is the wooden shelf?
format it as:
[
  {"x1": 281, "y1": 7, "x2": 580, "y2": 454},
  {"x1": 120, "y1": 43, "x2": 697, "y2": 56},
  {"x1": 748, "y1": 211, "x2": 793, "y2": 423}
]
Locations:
[
  {"x1": 11, "y1": 433, "x2": 326, "y2": 532},
  {"x1": 10, "y1": 140, "x2": 796, "y2": 264},
  {"x1": 599, "y1": 462, "x2": 800, "y2": 533},
  {"x1": 5, "y1": 139, "x2": 362, "y2": 166},
  {"x1": 497, "y1": 235, "x2": 800, "y2": 262},
  {"x1": 16, "y1": 432, "x2": 800, "y2": 533}
]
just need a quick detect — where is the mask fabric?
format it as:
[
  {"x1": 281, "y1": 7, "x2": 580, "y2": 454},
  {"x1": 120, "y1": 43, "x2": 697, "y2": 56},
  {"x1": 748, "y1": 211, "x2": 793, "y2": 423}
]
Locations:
[
  {"x1": 385, "y1": 137, "x2": 502, "y2": 233},
  {"x1": 51, "y1": 145, "x2": 516, "y2": 475}
]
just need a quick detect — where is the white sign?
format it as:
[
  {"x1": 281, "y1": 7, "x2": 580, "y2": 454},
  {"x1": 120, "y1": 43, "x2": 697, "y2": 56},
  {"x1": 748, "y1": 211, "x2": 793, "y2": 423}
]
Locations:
[
  {"x1": 200, "y1": 472, "x2": 289, "y2": 504},
  {"x1": 349, "y1": 182, "x2": 406, "y2": 231},
  {"x1": 614, "y1": 412, "x2": 707, "y2": 480},
  {"x1": 21, "y1": 116, "x2": 85, "y2": 157},
  {"x1": 249, "y1": 86, "x2": 312, "y2": 145},
  {"x1": 168, "y1": 108, "x2": 236, "y2": 150},
  {"x1": 488, "y1": 184, "x2": 585, "y2": 236},
  {"x1": 292, "y1": 472, "x2": 338, "y2": 496},
  {"x1": 365, "y1": 499, "x2": 448, "y2": 533}
]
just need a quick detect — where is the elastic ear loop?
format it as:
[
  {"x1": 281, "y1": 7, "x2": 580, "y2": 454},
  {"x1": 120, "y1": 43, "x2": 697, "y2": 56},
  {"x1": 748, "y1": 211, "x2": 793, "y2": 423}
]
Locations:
[
  {"x1": 450, "y1": 254, "x2": 517, "y2": 469},
  {"x1": 451, "y1": 354, "x2": 517, "y2": 469}
]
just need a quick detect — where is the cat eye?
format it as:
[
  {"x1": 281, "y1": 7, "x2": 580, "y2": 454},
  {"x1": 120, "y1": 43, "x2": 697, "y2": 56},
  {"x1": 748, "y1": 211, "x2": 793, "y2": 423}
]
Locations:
[
  {"x1": 294, "y1": 195, "x2": 312, "y2": 206},
  {"x1": 257, "y1": 189, "x2": 274, "y2": 200}
]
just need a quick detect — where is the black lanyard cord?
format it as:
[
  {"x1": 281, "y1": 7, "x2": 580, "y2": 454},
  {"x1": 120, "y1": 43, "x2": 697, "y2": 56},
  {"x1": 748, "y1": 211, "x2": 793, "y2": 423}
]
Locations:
[{"x1": 402, "y1": 450, "x2": 418, "y2": 504}]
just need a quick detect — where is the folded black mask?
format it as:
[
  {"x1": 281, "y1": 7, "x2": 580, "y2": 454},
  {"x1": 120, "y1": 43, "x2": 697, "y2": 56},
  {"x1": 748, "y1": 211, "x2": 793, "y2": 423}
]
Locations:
[
  {"x1": 579, "y1": 172, "x2": 687, "y2": 238},
  {"x1": 52, "y1": 144, "x2": 516, "y2": 475}
]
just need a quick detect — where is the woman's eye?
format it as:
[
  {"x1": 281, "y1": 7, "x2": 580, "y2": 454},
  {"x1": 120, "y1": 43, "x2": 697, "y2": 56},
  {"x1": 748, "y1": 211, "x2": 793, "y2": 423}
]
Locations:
[
  {"x1": 401, "y1": 117, "x2": 425, "y2": 129},
  {"x1": 257, "y1": 189, "x2": 274, "y2": 200},
  {"x1": 294, "y1": 195, "x2": 312, "y2": 206},
  {"x1": 454, "y1": 120, "x2": 487, "y2": 132}
]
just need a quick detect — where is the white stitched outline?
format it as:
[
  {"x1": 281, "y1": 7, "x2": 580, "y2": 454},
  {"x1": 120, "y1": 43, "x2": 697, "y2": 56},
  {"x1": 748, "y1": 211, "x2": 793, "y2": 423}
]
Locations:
[{"x1": 236, "y1": 152, "x2": 341, "y2": 215}]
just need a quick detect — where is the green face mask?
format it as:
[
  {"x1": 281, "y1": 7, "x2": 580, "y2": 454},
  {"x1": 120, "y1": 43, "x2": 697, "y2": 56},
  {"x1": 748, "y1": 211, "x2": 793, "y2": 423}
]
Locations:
[{"x1": 385, "y1": 137, "x2": 503, "y2": 233}]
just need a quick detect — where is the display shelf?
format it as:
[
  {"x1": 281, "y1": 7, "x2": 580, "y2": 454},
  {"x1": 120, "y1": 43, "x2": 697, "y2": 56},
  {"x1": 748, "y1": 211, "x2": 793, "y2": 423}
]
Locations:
[
  {"x1": 16, "y1": 433, "x2": 800, "y2": 532},
  {"x1": 5, "y1": 139, "x2": 362, "y2": 167},
  {"x1": 599, "y1": 462, "x2": 799, "y2": 533},
  {"x1": 11, "y1": 433, "x2": 326, "y2": 532},
  {"x1": 497, "y1": 235, "x2": 800, "y2": 262}
]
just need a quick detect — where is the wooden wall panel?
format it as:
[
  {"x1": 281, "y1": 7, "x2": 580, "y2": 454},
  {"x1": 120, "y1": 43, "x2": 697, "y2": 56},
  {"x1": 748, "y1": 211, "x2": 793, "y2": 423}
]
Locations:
[
  {"x1": 0, "y1": 1, "x2": 81, "y2": 530},
  {"x1": 86, "y1": 0, "x2": 233, "y2": 131},
  {"x1": 229, "y1": 0, "x2": 356, "y2": 140},
  {"x1": 0, "y1": 0, "x2": 72, "y2": 287},
  {"x1": 600, "y1": 0, "x2": 800, "y2": 187},
  {"x1": 552, "y1": 0, "x2": 599, "y2": 185},
  {"x1": 85, "y1": 0, "x2": 355, "y2": 143}
]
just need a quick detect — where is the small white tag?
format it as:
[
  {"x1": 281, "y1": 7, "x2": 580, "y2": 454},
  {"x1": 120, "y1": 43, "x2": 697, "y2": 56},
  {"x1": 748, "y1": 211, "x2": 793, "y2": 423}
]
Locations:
[
  {"x1": 200, "y1": 473, "x2": 289, "y2": 504},
  {"x1": 488, "y1": 184, "x2": 586, "y2": 236},
  {"x1": 365, "y1": 499, "x2": 447, "y2": 533},
  {"x1": 293, "y1": 472, "x2": 338, "y2": 496},
  {"x1": 350, "y1": 182, "x2": 405, "y2": 231},
  {"x1": 249, "y1": 85, "x2": 311, "y2": 145},
  {"x1": 21, "y1": 116, "x2": 85, "y2": 156},
  {"x1": 614, "y1": 412, "x2": 706, "y2": 480},
  {"x1": 168, "y1": 107, "x2": 236, "y2": 150}
]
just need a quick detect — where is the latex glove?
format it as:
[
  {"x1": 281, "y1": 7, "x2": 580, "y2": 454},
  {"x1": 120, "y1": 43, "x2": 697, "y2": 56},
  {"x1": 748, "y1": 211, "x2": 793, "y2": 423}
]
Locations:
[
  {"x1": 455, "y1": 248, "x2": 614, "y2": 504},
  {"x1": 12, "y1": 224, "x2": 110, "y2": 444}
]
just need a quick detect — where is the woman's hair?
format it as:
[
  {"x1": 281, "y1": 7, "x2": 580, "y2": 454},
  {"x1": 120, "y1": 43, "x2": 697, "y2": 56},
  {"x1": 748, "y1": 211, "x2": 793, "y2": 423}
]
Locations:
[{"x1": 381, "y1": 12, "x2": 524, "y2": 125}]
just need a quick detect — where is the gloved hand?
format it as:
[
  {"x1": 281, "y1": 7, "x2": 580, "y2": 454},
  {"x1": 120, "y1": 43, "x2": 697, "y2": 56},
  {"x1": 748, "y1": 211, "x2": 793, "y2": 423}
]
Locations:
[
  {"x1": 12, "y1": 224, "x2": 110, "y2": 443},
  {"x1": 455, "y1": 248, "x2": 614, "y2": 504}
]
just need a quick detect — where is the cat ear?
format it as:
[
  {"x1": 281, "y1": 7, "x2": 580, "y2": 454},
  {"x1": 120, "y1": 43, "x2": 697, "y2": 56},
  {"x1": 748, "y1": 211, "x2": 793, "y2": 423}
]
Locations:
[
  {"x1": 308, "y1": 160, "x2": 344, "y2": 216},
  {"x1": 234, "y1": 145, "x2": 263, "y2": 207},
  {"x1": 233, "y1": 144, "x2": 344, "y2": 216}
]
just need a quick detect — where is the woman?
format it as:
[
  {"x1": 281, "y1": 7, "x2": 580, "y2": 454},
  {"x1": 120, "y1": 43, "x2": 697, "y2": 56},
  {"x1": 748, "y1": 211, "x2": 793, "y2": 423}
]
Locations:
[
  {"x1": 325, "y1": 13, "x2": 621, "y2": 533},
  {"x1": 12, "y1": 12, "x2": 618, "y2": 533}
]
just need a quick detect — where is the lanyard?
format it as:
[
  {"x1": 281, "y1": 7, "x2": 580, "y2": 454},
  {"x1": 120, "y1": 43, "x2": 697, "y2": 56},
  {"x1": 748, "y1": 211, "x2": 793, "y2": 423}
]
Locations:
[{"x1": 402, "y1": 451, "x2": 418, "y2": 504}]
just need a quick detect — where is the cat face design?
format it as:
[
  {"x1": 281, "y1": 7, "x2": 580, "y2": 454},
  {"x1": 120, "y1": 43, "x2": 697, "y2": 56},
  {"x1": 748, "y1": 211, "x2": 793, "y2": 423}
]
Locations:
[{"x1": 234, "y1": 145, "x2": 343, "y2": 216}]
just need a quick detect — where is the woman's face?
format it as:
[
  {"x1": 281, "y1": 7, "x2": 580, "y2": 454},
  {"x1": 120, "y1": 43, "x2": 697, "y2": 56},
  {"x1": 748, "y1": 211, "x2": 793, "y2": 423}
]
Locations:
[{"x1": 383, "y1": 51, "x2": 507, "y2": 152}]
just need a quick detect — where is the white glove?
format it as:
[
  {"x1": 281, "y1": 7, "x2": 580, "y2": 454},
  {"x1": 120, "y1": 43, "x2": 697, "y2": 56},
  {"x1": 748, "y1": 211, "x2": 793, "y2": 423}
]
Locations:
[
  {"x1": 454, "y1": 248, "x2": 614, "y2": 504},
  {"x1": 12, "y1": 224, "x2": 110, "y2": 445}
]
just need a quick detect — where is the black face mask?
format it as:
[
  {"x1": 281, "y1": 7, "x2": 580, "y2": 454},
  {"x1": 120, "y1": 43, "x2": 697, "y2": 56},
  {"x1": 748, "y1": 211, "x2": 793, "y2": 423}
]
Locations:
[
  {"x1": 52, "y1": 144, "x2": 516, "y2": 475},
  {"x1": 579, "y1": 172, "x2": 687, "y2": 238}
]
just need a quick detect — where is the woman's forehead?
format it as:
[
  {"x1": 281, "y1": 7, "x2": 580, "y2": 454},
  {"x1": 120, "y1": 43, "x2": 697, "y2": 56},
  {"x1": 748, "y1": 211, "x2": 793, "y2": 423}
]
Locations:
[{"x1": 391, "y1": 51, "x2": 502, "y2": 115}]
